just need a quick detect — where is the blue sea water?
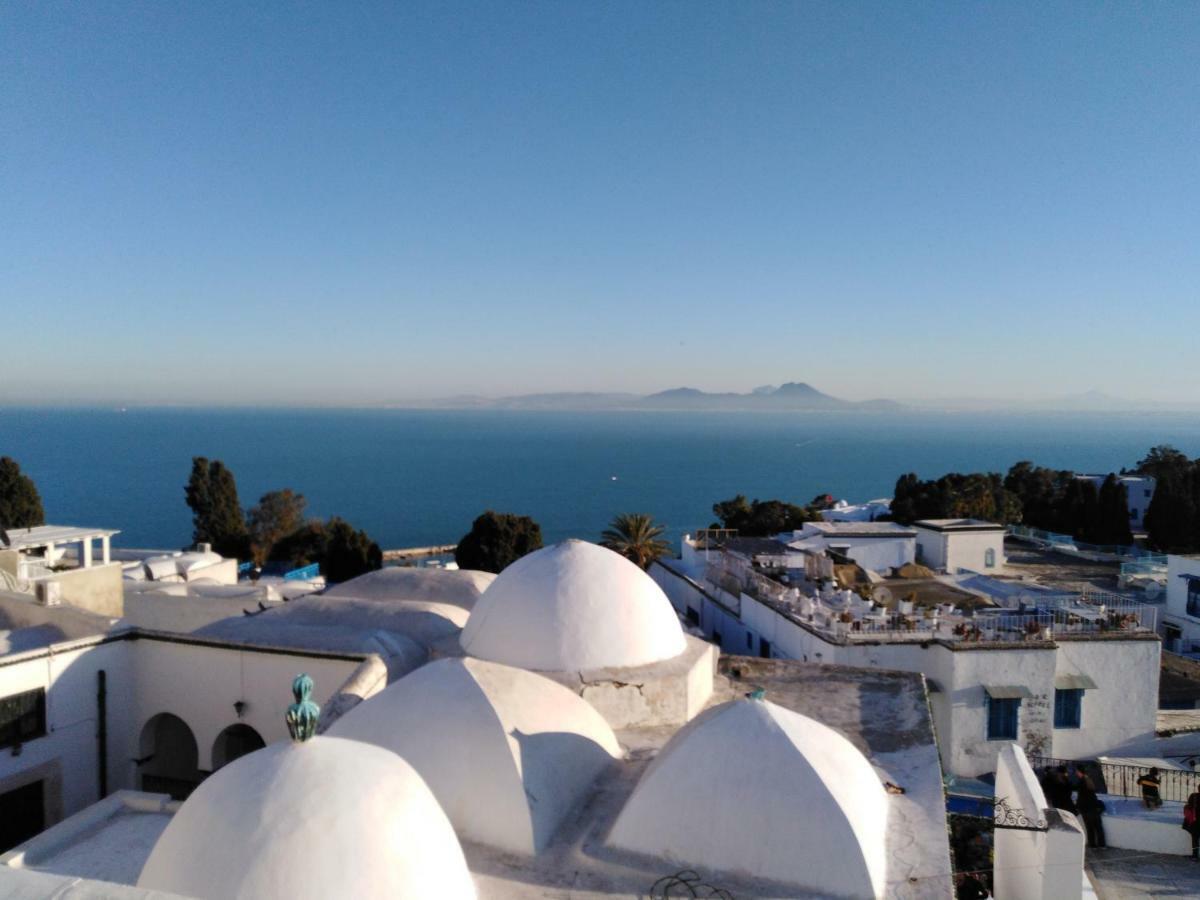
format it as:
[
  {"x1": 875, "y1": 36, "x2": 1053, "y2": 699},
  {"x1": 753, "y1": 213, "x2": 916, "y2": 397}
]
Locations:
[{"x1": 2, "y1": 407, "x2": 1199, "y2": 551}]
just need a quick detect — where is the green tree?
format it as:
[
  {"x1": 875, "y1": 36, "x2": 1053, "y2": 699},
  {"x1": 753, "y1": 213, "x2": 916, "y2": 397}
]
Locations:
[
  {"x1": 1091, "y1": 474, "x2": 1134, "y2": 546},
  {"x1": 455, "y1": 511, "x2": 543, "y2": 573},
  {"x1": 601, "y1": 513, "x2": 672, "y2": 569},
  {"x1": 711, "y1": 495, "x2": 812, "y2": 536},
  {"x1": 1145, "y1": 471, "x2": 1197, "y2": 552},
  {"x1": 1134, "y1": 445, "x2": 1192, "y2": 482},
  {"x1": 322, "y1": 517, "x2": 383, "y2": 582},
  {"x1": 891, "y1": 472, "x2": 1021, "y2": 525},
  {"x1": 184, "y1": 457, "x2": 249, "y2": 559},
  {"x1": 270, "y1": 520, "x2": 328, "y2": 568},
  {"x1": 247, "y1": 489, "x2": 307, "y2": 566},
  {"x1": 1057, "y1": 477, "x2": 1099, "y2": 541},
  {"x1": 0, "y1": 457, "x2": 45, "y2": 531}
]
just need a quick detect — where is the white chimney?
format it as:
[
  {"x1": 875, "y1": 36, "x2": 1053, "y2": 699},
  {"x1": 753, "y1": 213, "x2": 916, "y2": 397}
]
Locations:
[{"x1": 36, "y1": 581, "x2": 62, "y2": 607}]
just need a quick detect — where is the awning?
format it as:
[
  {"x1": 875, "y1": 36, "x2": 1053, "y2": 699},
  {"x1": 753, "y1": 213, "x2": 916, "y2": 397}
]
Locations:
[
  {"x1": 1054, "y1": 674, "x2": 1098, "y2": 691},
  {"x1": 985, "y1": 685, "x2": 1033, "y2": 700}
]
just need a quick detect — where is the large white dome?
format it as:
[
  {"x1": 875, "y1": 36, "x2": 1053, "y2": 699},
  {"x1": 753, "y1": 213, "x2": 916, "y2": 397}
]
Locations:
[
  {"x1": 607, "y1": 697, "x2": 889, "y2": 898},
  {"x1": 459, "y1": 540, "x2": 686, "y2": 670},
  {"x1": 137, "y1": 735, "x2": 475, "y2": 899},
  {"x1": 329, "y1": 657, "x2": 622, "y2": 854}
]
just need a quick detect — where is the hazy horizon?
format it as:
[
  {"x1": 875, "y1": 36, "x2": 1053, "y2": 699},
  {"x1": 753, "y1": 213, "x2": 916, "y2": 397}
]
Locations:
[{"x1": 4, "y1": 3, "x2": 1198, "y2": 406}]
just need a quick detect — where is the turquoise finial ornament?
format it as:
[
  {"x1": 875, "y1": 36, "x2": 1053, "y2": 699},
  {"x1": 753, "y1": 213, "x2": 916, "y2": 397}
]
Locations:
[{"x1": 286, "y1": 673, "x2": 320, "y2": 742}]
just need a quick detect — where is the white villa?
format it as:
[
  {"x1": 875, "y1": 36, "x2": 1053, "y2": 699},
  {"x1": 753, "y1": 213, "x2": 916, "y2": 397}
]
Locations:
[{"x1": 1075, "y1": 473, "x2": 1156, "y2": 531}]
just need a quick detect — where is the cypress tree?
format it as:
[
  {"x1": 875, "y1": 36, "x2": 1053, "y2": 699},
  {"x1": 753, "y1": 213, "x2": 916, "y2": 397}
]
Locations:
[
  {"x1": 0, "y1": 457, "x2": 45, "y2": 531},
  {"x1": 184, "y1": 457, "x2": 249, "y2": 559},
  {"x1": 1145, "y1": 471, "x2": 1197, "y2": 552},
  {"x1": 1093, "y1": 474, "x2": 1133, "y2": 546}
]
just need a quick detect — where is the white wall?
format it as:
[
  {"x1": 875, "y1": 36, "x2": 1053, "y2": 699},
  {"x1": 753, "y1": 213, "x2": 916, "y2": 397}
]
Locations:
[
  {"x1": 993, "y1": 744, "x2": 1084, "y2": 900},
  {"x1": 0, "y1": 640, "x2": 137, "y2": 832},
  {"x1": 1050, "y1": 639, "x2": 1159, "y2": 760},
  {"x1": 0, "y1": 632, "x2": 368, "y2": 838},
  {"x1": 915, "y1": 529, "x2": 1004, "y2": 573}
]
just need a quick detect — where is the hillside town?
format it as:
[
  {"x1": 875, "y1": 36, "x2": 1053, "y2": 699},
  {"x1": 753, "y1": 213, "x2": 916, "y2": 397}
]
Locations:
[{"x1": 1, "y1": 452, "x2": 1200, "y2": 899}]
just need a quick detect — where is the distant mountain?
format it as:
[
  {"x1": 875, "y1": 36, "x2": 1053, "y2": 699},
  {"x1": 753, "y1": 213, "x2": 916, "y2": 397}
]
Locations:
[
  {"x1": 639, "y1": 382, "x2": 901, "y2": 411},
  {"x1": 416, "y1": 382, "x2": 903, "y2": 411}
]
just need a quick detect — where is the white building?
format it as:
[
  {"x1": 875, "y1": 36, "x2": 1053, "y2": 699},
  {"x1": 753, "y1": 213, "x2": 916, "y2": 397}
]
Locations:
[
  {"x1": 1163, "y1": 554, "x2": 1200, "y2": 654},
  {"x1": 1076, "y1": 474, "x2": 1156, "y2": 531},
  {"x1": 914, "y1": 518, "x2": 1006, "y2": 573},
  {"x1": 785, "y1": 521, "x2": 917, "y2": 573},
  {"x1": 821, "y1": 498, "x2": 892, "y2": 522},
  {"x1": 655, "y1": 543, "x2": 1161, "y2": 779}
]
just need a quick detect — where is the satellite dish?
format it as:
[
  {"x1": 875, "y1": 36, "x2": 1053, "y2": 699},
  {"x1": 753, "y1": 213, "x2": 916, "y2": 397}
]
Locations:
[
  {"x1": 1015, "y1": 592, "x2": 1034, "y2": 610},
  {"x1": 1143, "y1": 582, "x2": 1163, "y2": 600},
  {"x1": 873, "y1": 586, "x2": 893, "y2": 606}
]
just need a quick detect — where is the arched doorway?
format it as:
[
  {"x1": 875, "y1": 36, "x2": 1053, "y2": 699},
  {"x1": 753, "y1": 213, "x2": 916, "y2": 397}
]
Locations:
[
  {"x1": 211, "y1": 724, "x2": 266, "y2": 771},
  {"x1": 138, "y1": 713, "x2": 200, "y2": 800}
]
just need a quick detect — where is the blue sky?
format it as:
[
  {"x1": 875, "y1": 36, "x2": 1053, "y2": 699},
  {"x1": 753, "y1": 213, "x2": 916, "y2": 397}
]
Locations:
[{"x1": 3, "y1": 2, "x2": 1198, "y2": 405}]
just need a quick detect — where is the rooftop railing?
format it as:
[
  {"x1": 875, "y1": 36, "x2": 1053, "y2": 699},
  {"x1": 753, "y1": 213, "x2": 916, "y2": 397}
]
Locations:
[
  {"x1": 705, "y1": 555, "x2": 1155, "y2": 647},
  {"x1": 1028, "y1": 754, "x2": 1200, "y2": 804}
]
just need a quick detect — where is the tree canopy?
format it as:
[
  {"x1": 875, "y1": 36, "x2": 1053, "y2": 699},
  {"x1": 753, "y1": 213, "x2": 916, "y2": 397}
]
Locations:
[
  {"x1": 455, "y1": 511, "x2": 543, "y2": 573},
  {"x1": 601, "y1": 513, "x2": 672, "y2": 569},
  {"x1": 891, "y1": 472, "x2": 1021, "y2": 525},
  {"x1": 0, "y1": 457, "x2": 45, "y2": 532},
  {"x1": 247, "y1": 489, "x2": 307, "y2": 566},
  {"x1": 185, "y1": 457, "x2": 250, "y2": 559},
  {"x1": 711, "y1": 495, "x2": 812, "y2": 536}
]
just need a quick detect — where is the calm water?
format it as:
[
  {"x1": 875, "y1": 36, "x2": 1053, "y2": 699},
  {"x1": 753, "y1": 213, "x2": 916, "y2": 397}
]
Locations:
[{"x1": 2, "y1": 407, "x2": 1199, "y2": 550}]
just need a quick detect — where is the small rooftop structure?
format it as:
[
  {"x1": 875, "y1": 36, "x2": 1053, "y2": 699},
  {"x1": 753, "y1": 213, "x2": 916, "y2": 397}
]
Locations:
[
  {"x1": 0, "y1": 525, "x2": 120, "y2": 556},
  {"x1": 913, "y1": 518, "x2": 1005, "y2": 533},
  {"x1": 798, "y1": 521, "x2": 917, "y2": 538}
]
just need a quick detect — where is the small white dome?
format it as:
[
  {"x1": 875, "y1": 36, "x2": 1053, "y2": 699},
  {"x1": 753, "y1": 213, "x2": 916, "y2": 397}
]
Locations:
[
  {"x1": 459, "y1": 540, "x2": 686, "y2": 670},
  {"x1": 137, "y1": 735, "x2": 475, "y2": 899},
  {"x1": 607, "y1": 697, "x2": 889, "y2": 898},
  {"x1": 325, "y1": 566, "x2": 495, "y2": 611},
  {"x1": 330, "y1": 657, "x2": 622, "y2": 854}
]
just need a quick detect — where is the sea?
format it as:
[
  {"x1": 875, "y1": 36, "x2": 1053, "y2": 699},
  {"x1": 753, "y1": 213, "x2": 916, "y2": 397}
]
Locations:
[{"x1": 2, "y1": 407, "x2": 1199, "y2": 552}]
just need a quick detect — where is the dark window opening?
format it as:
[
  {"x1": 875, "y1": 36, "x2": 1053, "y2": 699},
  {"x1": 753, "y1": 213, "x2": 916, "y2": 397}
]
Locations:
[
  {"x1": 0, "y1": 780, "x2": 44, "y2": 852},
  {"x1": 0, "y1": 689, "x2": 47, "y2": 751},
  {"x1": 759, "y1": 638, "x2": 772, "y2": 659}
]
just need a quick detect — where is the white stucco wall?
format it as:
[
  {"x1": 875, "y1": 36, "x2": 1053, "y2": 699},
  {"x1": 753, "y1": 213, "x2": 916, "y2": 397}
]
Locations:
[
  {"x1": 130, "y1": 638, "x2": 363, "y2": 775},
  {"x1": 1050, "y1": 638, "x2": 1159, "y2": 760},
  {"x1": 0, "y1": 640, "x2": 138, "y2": 831},
  {"x1": 916, "y1": 529, "x2": 1004, "y2": 573}
]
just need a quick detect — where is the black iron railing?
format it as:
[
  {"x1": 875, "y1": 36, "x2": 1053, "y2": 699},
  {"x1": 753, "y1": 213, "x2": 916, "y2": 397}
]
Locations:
[{"x1": 1029, "y1": 754, "x2": 1200, "y2": 804}]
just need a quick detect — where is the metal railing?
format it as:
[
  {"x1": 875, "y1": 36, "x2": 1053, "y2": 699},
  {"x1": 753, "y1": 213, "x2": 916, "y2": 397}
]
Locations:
[
  {"x1": 1028, "y1": 755, "x2": 1200, "y2": 804},
  {"x1": 1008, "y1": 525, "x2": 1167, "y2": 563}
]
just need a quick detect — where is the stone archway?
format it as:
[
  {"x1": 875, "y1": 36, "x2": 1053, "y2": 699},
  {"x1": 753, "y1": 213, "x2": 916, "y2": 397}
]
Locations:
[
  {"x1": 211, "y1": 723, "x2": 266, "y2": 771},
  {"x1": 138, "y1": 713, "x2": 201, "y2": 800}
]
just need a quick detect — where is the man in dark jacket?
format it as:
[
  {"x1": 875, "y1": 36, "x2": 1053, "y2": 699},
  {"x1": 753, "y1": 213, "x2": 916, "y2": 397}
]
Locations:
[{"x1": 1075, "y1": 766, "x2": 1107, "y2": 848}]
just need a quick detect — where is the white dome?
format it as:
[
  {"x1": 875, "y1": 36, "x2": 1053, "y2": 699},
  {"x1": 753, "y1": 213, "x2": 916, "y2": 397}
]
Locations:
[
  {"x1": 607, "y1": 697, "x2": 889, "y2": 898},
  {"x1": 459, "y1": 540, "x2": 686, "y2": 670},
  {"x1": 329, "y1": 657, "x2": 621, "y2": 854},
  {"x1": 263, "y1": 594, "x2": 469, "y2": 648},
  {"x1": 138, "y1": 736, "x2": 475, "y2": 900},
  {"x1": 325, "y1": 566, "x2": 495, "y2": 611}
]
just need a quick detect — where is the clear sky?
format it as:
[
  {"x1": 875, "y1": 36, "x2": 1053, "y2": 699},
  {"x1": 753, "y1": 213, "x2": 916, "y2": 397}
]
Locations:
[{"x1": 3, "y1": 2, "x2": 1198, "y2": 406}]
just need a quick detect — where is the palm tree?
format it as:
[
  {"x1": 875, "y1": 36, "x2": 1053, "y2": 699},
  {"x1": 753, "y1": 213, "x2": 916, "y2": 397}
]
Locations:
[{"x1": 601, "y1": 513, "x2": 672, "y2": 570}]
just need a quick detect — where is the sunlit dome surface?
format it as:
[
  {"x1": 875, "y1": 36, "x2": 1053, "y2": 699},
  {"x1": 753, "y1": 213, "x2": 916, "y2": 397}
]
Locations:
[
  {"x1": 459, "y1": 540, "x2": 686, "y2": 670},
  {"x1": 330, "y1": 656, "x2": 621, "y2": 854},
  {"x1": 607, "y1": 697, "x2": 889, "y2": 899},
  {"x1": 324, "y1": 566, "x2": 495, "y2": 611},
  {"x1": 137, "y1": 736, "x2": 475, "y2": 900}
]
